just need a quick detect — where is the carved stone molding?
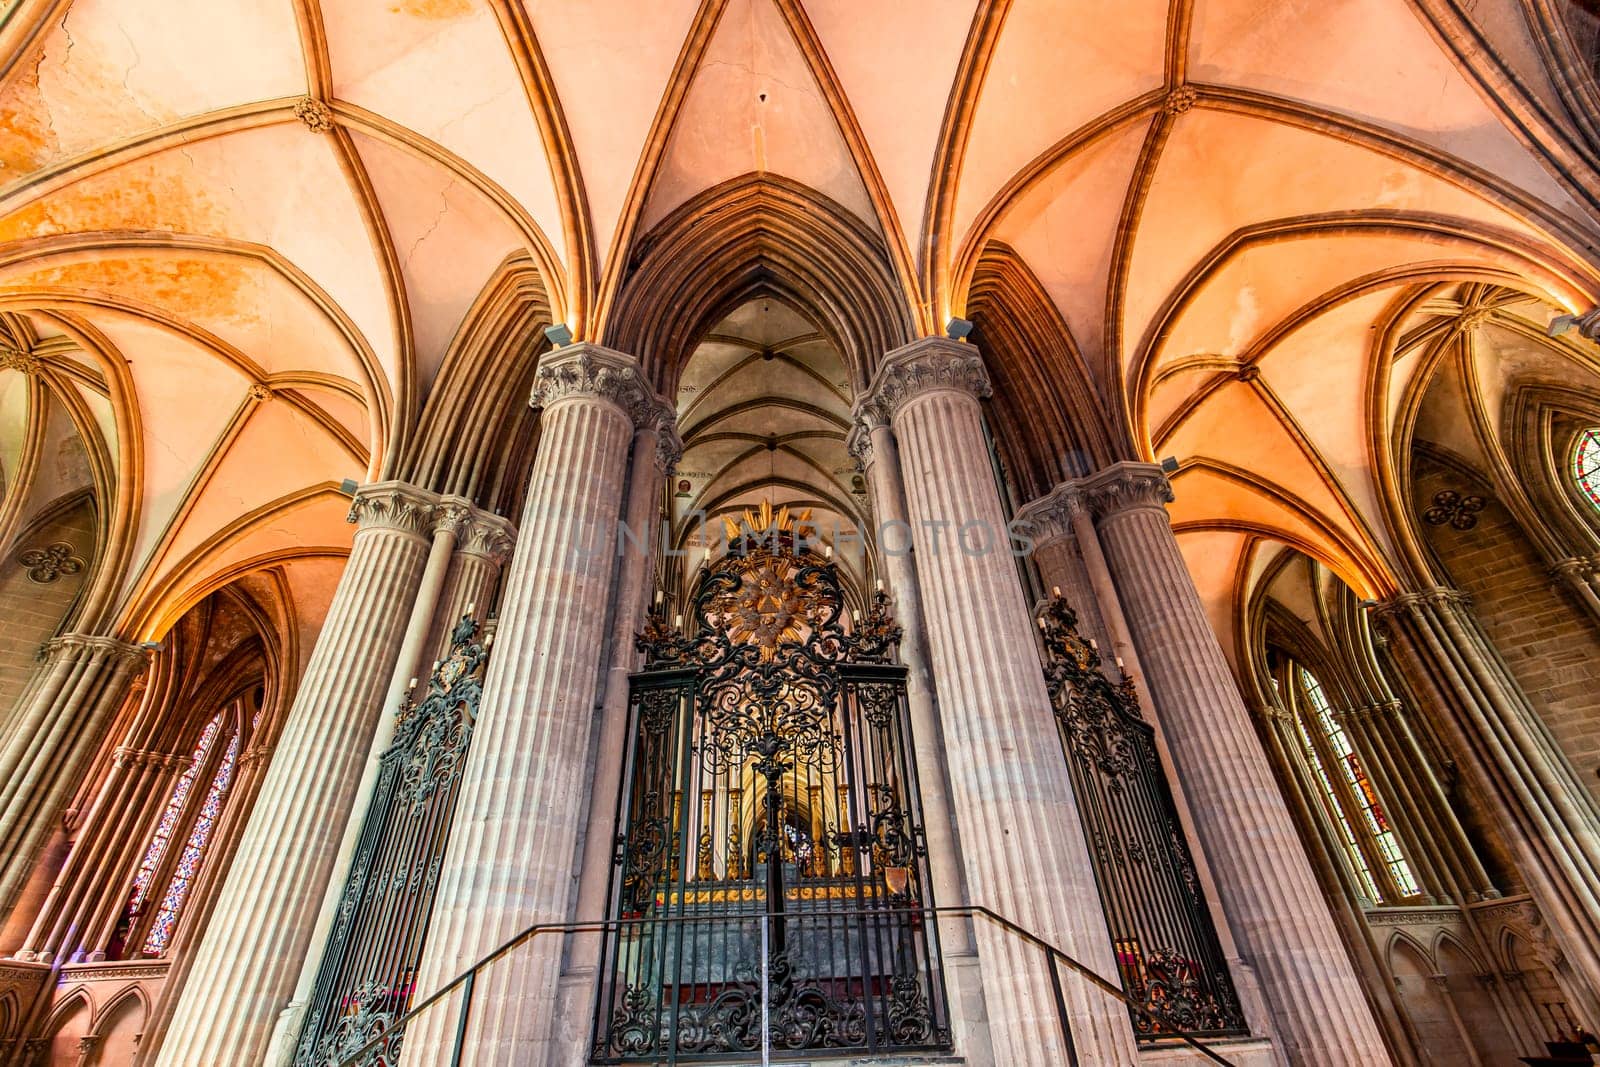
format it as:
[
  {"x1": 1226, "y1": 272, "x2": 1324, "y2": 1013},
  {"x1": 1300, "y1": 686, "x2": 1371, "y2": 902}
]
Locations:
[
  {"x1": 1081, "y1": 461, "x2": 1173, "y2": 519},
  {"x1": 432, "y1": 499, "x2": 473, "y2": 539},
  {"x1": 113, "y1": 745, "x2": 190, "y2": 772},
  {"x1": 530, "y1": 344, "x2": 672, "y2": 433},
  {"x1": 44, "y1": 634, "x2": 146, "y2": 669},
  {"x1": 346, "y1": 480, "x2": 437, "y2": 539},
  {"x1": 1163, "y1": 85, "x2": 1198, "y2": 115},
  {"x1": 1364, "y1": 905, "x2": 1465, "y2": 926},
  {"x1": 248, "y1": 382, "x2": 273, "y2": 403},
  {"x1": 0, "y1": 346, "x2": 41, "y2": 375},
  {"x1": 16, "y1": 540, "x2": 84, "y2": 583},
  {"x1": 854, "y1": 337, "x2": 990, "y2": 424},
  {"x1": 654, "y1": 416, "x2": 684, "y2": 474},
  {"x1": 1370, "y1": 586, "x2": 1472, "y2": 626},
  {"x1": 293, "y1": 97, "x2": 334, "y2": 132}
]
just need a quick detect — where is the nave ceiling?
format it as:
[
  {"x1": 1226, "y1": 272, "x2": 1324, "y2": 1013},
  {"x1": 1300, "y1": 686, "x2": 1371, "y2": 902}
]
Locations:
[{"x1": 0, "y1": 0, "x2": 1598, "y2": 645}]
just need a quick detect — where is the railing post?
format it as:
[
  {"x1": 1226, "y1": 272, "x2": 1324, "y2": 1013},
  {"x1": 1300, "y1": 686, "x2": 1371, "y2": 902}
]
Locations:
[
  {"x1": 760, "y1": 909, "x2": 772, "y2": 1067},
  {"x1": 447, "y1": 970, "x2": 475, "y2": 1067},
  {"x1": 1044, "y1": 945, "x2": 1080, "y2": 1067}
]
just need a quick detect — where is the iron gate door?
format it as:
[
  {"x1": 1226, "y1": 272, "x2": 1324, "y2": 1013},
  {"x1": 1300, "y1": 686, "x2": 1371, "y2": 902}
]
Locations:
[{"x1": 594, "y1": 530, "x2": 950, "y2": 1062}]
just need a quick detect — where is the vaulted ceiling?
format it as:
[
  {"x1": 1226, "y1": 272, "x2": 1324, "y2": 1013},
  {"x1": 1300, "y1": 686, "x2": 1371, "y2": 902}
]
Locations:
[{"x1": 1, "y1": 0, "x2": 1598, "y2": 642}]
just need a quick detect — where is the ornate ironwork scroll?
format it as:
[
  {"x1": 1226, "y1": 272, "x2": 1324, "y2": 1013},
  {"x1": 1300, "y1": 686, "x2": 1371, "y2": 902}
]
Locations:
[
  {"x1": 1038, "y1": 597, "x2": 1247, "y2": 1040},
  {"x1": 294, "y1": 616, "x2": 488, "y2": 1066},
  {"x1": 595, "y1": 510, "x2": 949, "y2": 1062}
]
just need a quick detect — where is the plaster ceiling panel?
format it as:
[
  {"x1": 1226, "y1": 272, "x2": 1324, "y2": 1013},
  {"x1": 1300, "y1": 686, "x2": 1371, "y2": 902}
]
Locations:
[
  {"x1": 1169, "y1": 468, "x2": 1336, "y2": 575},
  {"x1": 949, "y1": 0, "x2": 1166, "y2": 255},
  {"x1": 1244, "y1": 539, "x2": 1288, "y2": 604},
  {"x1": 714, "y1": 297, "x2": 815, "y2": 345},
  {"x1": 1252, "y1": 289, "x2": 1397, "y2": 556},
  {"x1": 1189, "y1": 0, "x2": 1588, "y2": 222},
  {"x1": 802, "y1": 0, "x2": 976, "y2": 253},
  {"x1": 94, "y1": 314, "x2": 250, "y2": 582},
  {"x1": 1144, "y1": 363, "x2": 1221, "y2": 440},
  {"x1": 1263, "y1": 552, "x2": 1323, "y2": 635},
  {"x1": 0, "y1": 253, "x2": 370, "y2": 392},
  {"x1": 324, "y1": 0, "x2": 565, "y2": 268},
  {"x1": 287, "y1": 386, "x2": 370, "y2": 459},
  {"x1": 21, "y1": 392, "x2": 93, "y2": 512},
  {"x1": 0, "y1": 127, "x2": 398, "y2": 396},
  {"x1": 1151, "y1": 234, "x2": 1508, "y2": 372},
  {"x1": 156, "y1": 400, "x2": 356, "y2": 580},
  {"x1": 351, "y1": 131, "x2": 526, "y2": 393},
  {"x1": 0, "y1": 0, "x2": 303, "y2": 182},
  {"x1": 0, "y1": 371, "x2": 30, "y2": 491},
  {"x1": 1467, "y1": 319, "x2": 1600, "y2": 436},
  {"x1": 1163, "y1": 380, "x2": 1363, "y2": 551},
  {"x1": 993, "y1": 121, "x2": 1147, "y2": 362},
  {"x1": 1122, "y1": 108, "x2": 1552, "y2": 377},
  {"x1": 1412, "y1": 359, "x2": 1485, "y2": 468},
  {"x1": 524, "y1": 0, "x2": 701, "y2": 263},
  {"x1": 153, "y1": 496, "x2": 354, "y2": 641},
  {"x1": 1172, "y1": 526, "x2": 1249, "y2": 665},
  {"x1": 638, "y1": 0, "x2": 876, "y2": 234}
]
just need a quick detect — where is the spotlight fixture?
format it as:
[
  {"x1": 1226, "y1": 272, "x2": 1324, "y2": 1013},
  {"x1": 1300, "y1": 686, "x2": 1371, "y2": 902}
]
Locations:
[
  {"x1": 1549, "y1": 314, "x2": 1577, "y2": 337},
  {"x1": 338, "y1": 478, "x2": 359, "y2": 496},
  {"x1": 544, "y1": 323, "x2": 574, "y2": 348},
  {"x1": 1158, "y1": 456, "x2": 1180, "y2": 474},
  {"x1": 139, "y1": 640, "x2": 161, "y2": 650},
  {"x1": 944, "y1": 317, "x2": 974, "y2": 340}
]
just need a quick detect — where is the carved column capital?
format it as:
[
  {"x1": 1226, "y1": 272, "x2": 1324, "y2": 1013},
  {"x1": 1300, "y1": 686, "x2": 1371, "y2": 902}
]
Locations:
[
  {"x1": 855, "y1": 337, "x2": 990, "y2": 425},
  {"x1": 1016, "y1": 481, "x2": 1089, "y2": 548},
  {"x1": 44, "y1": 633, "x2": 146, "y2": 669},
  {"x1": 458, "y1": 507, "x2": 517, "y2": 565},
  {"x1": 1371, "y1": 585, "x2": 1472, "y2": 629},
  {"x1": 1081, "y1": 461, "x2": 1173, "y2": 519},
  {"x1": 530, "y1": 344, "x2": 672, "y2": 434},
  {"x1": 347, "y1": 480, "x2": 438, "y2": 539}
]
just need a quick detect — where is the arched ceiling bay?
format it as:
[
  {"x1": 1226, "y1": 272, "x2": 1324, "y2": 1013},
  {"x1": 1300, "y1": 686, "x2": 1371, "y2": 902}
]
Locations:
[{"x1": 1, "y1": 0, "x2": 1599, "y2": 633}]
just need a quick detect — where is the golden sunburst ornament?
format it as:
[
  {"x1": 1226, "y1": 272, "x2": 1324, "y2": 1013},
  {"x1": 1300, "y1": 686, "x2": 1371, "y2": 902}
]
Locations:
[{"x1": 722, "y1": 500, "x2": 812, "y2": 543}]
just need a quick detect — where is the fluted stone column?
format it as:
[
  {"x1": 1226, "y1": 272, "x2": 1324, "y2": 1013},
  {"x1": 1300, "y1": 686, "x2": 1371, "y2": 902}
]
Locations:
[
  {"x1": 405, "y1": 345, "x2": 673, "y2": 1066},
  {"x1": 155, "y1": 481, "x2": 435, "y2": 1067},
  {"x1": 259, "y1": 498, "x2": 515, "y2": 1066},
  {"x1": 549, "y1": 418, "x2": 679, "y2": 1064},
  {"x1": 426, "y1": 506, "x2": 517, "y2": 663},
  {"x1": 1087, "y1": 461, "x2": 1391, "y2": 1064},
  {"x1": 859, "y1": 338, "x2": 1137, "y2": 1067},
  {"x1": 0, "y1": 635, "x2": 146, "y2": 919},
  {"x1": 847, "y1": 410, "x2": 991, "y2": 1055},
  {"x1": 1376, "y1": 587, "x2": 1600, "y2": 1021}
]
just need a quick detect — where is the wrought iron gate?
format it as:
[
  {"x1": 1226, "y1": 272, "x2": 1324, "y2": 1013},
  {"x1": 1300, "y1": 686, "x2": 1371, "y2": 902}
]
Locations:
[
  {"x1": 1038, "y1": 597, "x2": 1247, "y2": 1040},
  {"x1": 294, "y1": 616, "x2": 487, "y2": 1066},
  {"x1": 594, "y1": 520, "x2": 949, "y2": 1062}
]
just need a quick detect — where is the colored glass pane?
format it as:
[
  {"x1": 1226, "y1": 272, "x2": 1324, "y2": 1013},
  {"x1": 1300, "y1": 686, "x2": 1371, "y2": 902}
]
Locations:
[
  {"x1": 128, "y1": 717, "x2": 221, "y2": 908},
  {"x1": 141, "y1": 731, "x2": 239, "y2": 955},
  {"x1": 1574, "y1": 429, "x2": 1600, "y2": 509},
  {"x1": 1301, "y1": 670, "x2": 1419, "y2": 900}
]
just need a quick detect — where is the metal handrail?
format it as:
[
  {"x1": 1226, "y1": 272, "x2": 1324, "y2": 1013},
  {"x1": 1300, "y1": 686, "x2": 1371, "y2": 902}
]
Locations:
[{"x1": 336, "y1": 904, "x2": 1238, "y2": 1066}]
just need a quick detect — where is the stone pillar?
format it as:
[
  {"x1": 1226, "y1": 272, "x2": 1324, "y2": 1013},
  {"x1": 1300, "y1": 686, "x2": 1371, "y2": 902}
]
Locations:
[
  {"x1": 426, "y1": 507, "x2": 517, "y2": 662},
  {"x1": 0, "y1": 635, "x2": 146, "y2": 919},
  {"x1": 153, "y1": 481, "x2": 436, "y2": 1067},
  {"x1": 847, "y1": 411, "x2": 990, "y2": 1055},
  {"x1": 405, "y1": 345, "x2": 673, "y2": 1066},
  {"x1": 1087, "y1": 461, "x2": 1391, "y2": 1064},
  {"x1": 549, "y1": 418, "x2": 678, "y2": 1064},
  {"x1": 1375, "y1": 587, "x2": 1600, "y2": 1021},
  {"x1": 857, "y1": 338, "x2": 1136, "y2": 1067},
  {"x1": 259, "y1": 498, "x2": 514, "y2": 1066}
]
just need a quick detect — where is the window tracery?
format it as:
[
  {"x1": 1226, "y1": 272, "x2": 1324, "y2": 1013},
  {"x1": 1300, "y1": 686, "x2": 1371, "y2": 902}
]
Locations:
[{"x1": 1572, "y1": 428, "x2": 1600, "y2": 511}]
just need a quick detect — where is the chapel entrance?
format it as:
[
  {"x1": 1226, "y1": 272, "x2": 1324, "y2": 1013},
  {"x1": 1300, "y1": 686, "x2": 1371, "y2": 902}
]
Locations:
[{"x1": 592, "y1": 514, "x2": 949, "y2": 1062}]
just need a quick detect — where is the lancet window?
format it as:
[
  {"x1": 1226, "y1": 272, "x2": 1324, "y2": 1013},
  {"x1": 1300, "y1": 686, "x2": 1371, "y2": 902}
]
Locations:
[
  {"x1": 116, "y1": 709, "x2": 242, "y2": 958},
  {"x1": 1287, "y1": 666, "x2": 1420, "y2": 904}
]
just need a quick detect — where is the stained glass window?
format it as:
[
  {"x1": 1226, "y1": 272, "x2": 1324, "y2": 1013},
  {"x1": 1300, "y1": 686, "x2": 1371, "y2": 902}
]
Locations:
[
  {"x1": 1573, "y1": 429, "x2": 1600, "y2": 510},
  {"x1": 141, "y1": 730, "x2": 240, "y2": 955},
  {"x1": 128, "y1": 716, "x2": 221, "y2": 911},
  {"x1": 1300, "y1": 669, "x2": 1420, "y2": 900}
]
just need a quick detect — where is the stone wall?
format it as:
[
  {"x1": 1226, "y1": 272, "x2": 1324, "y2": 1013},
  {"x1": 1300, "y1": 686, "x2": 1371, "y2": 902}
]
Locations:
[
  {"x1": 0, "y1": 498, "x2": 95, "y2": 726},
  {"x1": 1415, "y1": 457, "x2": 1600, "y2": 802}
]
